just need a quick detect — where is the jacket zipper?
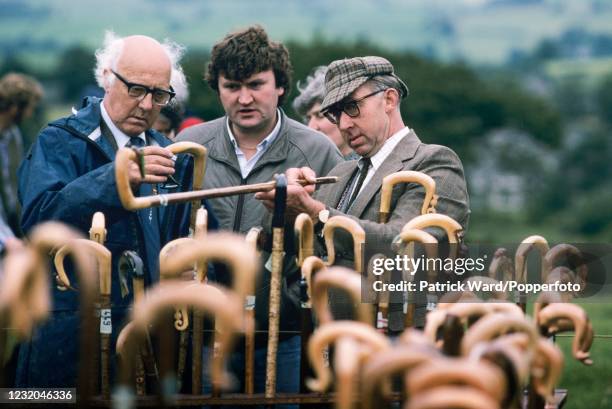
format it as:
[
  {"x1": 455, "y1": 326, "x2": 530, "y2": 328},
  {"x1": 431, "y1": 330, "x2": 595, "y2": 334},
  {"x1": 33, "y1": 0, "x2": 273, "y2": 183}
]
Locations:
[{"x1": 232, "y1": 177, "x2": 247, "y2": 232}]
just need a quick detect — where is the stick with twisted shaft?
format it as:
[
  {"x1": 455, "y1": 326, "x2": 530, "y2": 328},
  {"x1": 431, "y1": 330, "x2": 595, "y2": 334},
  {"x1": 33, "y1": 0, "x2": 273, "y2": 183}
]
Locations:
[
  {"x1": 265, "y1": 174, "x2": 287, "y2": 399},
  {"x1": 115, "y1": 146, "x2": 336, "y2": 210}
]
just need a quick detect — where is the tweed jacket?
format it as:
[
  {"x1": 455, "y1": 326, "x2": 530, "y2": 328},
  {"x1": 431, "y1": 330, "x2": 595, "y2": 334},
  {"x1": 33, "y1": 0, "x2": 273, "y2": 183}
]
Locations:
[{"x1": 314, "y1": 129, "x2": 470, "y2": 330}]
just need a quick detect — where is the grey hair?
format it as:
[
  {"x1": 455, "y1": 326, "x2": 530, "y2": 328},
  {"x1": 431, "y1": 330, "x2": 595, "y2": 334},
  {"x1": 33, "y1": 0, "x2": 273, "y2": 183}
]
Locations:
[
  {"x1": 367, "y1": 74, "x2": 407, "y2": 106},
  {"x1": 292, "y1": 65, "x2": 327, "y2": 117},
  {"x1": 94, "y1": 30, "x2": 188, "y2": 102}
]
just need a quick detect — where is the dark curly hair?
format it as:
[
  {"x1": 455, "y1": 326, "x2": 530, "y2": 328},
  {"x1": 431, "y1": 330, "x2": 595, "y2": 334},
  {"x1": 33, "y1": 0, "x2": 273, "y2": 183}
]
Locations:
[{"x1": 205, "y1": 25, "x2": 293, "y2": 106}]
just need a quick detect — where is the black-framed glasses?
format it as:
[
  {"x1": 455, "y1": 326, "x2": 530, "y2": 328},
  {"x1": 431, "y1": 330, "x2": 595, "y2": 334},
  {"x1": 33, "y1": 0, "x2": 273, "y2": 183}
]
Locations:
[
  {"x1": 322, "y1": 88, "x2": 386, "y2": 125},
  {"x1": 112, "y1": 70, "x2": 175, "y2": 106}
]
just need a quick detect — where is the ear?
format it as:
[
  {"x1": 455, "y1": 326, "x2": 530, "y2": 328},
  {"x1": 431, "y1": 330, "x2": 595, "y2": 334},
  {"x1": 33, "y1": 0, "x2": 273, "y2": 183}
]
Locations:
[
  {"x1": 102, "y1": 69, "x2": 113, "y2": 92},
  {"x1": 277, "y1": 87, "x2": 285, "y2": 97},
  {"x1": 384, "y1": 89, "x2": 400, "y2": 113}
]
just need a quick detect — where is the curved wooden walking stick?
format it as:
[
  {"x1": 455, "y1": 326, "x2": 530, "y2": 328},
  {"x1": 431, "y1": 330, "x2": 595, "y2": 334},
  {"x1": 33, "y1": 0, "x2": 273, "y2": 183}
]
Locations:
[
  {"x1": 406, "y1": 358, "x2": 508, "y2": 404},
  {"x1": 398, "y1": 328, "x2": 437, "y2": 348},
  {"x1": 244, "y1": 226, "x2": 264, "y2": 395},
  {"x1": 515, "y1": 235, "x2": 550, "y2": 283},
  {"x1": 158, "y1": 237, "x2": 195, "y2": 393},
  {"x1": 395, "y1": 229, "x2": 438, "y2": 330},
  {"x1": 531, "y1": 339, "x2": 564, "y2": 404},
  {"x1": 133, "y1": 282, "x2": 246, "y2": 392},
  {"x1": 307, "y1": 321, "x2": 390, "y2": 393},
  {"x1": 488, "y1": 248, "x2": 513, "y2": 282},
  {"x1": 545, "y1": 244, "x2": 588, "y2": 291},
  {"x1": 159, "y1": 237, "x2": 198, "y2": 331},
  {"x1": 115, "y1": 281, "x2": 244, "y2": 407},
  {"x1": 88, "y1": 212, "x2": 108, "y2": 397},
  {"x1": 402, "y1": 213, "x2": 463, "y2": 262},
  {"x1": 0, "y1": 246, "x2": 48, "y2": 338},
  {"x1": 515, "y1": 235, "x2": 550, "y2": 312},
  {"x1": 301, "y1": 256, "x2": 327, "y2": 309},
  {"x1": 294, "y1": 213, "x2": 314, "y2": 268},
  {"x1": 379, "y1": 170, "x2": 438, "y2": 223},
  {"x1": 533, "y1": 290, "x2": 565, "y2": 320},
  {"x1": 54, "y1": 237, "x2": 112, "y2": 398},
  {"x1": 265, "y1": 174, "x2": 287, "y2": 398},
  {"x1": 334, "y1": 336, "x2": 372, "y2": 409},
  {"x1": 311, "y1": 266, "x2": 373, "y2": 325},
  {"x1": 161, "y1": 232, "x2": 257, "y2": 302},
  {"x1": 360, "y1": 345, "x2": 439, "y2": 409},
  {"x1": 193, "y1": 206, "x2": 208, "y2": 281},
  {"x1": 117, "y1": 250, "x2": 157, "y2": 399},
  {"x1": 537, "y1": 303, "x2": 593, "y2": 365},
  {"x1": 115, "y1": 145, "x2": 336, "y2": 210},
  {"x1": 191, "y1": 206, "x2": 209, "y2": 395},
  {"x1": 323, "y1": 215, "x2": 366, "y2": 272},
  {"x1": 461, "y1": 313, "x2": 538, "y2": 357},
  {"x1": 405, "y1": 385, "x2": 501, "y2": 409},
  {"x1": 115, "y1": 142, "x2": 206, "y2": 219},
  {"x1": 423, "y1": 302, "x2": 523, "y2": 346},
  {"x1": 545, "y1": 266, "x2": 576, "y2": 287},
  {"x1": 160, "y1": 231, "x2": 258, "y2": 394},
  {"x1": 298, "y1": 255, "x2": 327, "y2": 394},
  {"x1": 29, "y1": 223, "x2": 97, "y2": 404},
  {"x1": 467, "y1": 334, "x2": 531, "y2": 408}
]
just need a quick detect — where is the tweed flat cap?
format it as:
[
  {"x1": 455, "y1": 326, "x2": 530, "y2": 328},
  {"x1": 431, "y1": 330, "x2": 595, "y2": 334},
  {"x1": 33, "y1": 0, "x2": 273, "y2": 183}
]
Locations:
[{"x1": 320, "y1": 56, "x2": 409, "y2": 112}]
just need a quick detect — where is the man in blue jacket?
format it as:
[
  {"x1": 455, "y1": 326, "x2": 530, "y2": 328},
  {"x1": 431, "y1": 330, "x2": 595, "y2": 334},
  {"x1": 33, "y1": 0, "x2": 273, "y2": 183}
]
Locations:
[{"x1": 16, "y1": 32, "x2": 199, "y2": 387}]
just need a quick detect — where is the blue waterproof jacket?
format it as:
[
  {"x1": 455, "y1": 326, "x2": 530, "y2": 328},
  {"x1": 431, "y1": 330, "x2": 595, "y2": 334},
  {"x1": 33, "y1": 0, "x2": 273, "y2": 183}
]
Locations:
[{"x1": 16, "y1": 97, "x2": 216, "y2": 387}]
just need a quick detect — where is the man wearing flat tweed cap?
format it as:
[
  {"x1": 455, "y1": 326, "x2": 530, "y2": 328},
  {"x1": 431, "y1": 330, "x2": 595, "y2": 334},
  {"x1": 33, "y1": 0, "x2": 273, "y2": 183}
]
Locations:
[{"x1": 257, "y1": 55, "x2": 470, "y2": 332}]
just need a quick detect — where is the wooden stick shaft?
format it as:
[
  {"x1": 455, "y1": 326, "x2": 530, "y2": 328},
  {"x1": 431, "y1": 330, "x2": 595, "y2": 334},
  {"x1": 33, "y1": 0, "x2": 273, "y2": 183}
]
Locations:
[
  {"x1": 192, "y1": 310, "x2": 203, "y2": 394},
  {"x1": 245, "y1": 308, "x2": 255, "y2": 394},
  {"x1": 120, "y1": 171, "x2": 336, "y2": 210},
  {"x1": 163, "y1": 177, "x2": 335, "y2": 205},
  {"x1": 265, "y1": 227, "x2": 284, "y2": 397}
]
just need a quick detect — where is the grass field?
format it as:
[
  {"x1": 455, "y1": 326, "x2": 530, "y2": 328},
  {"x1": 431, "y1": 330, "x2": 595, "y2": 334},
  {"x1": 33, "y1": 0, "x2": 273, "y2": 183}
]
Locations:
[{"x1": 555, "y1": 302, "x2": 612, "y2": 408}]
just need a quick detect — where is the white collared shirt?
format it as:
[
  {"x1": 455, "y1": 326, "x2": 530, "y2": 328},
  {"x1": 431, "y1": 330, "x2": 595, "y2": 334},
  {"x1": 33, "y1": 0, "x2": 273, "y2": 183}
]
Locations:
[
  {"x1": 354, "y1": 126, "x2": 411, "y2": 198},
  {"x1": 100, "y1": 101, "x2": 147, "y2": 148},
  {"x1": 226, "y1": 109, "x2": 282, "y2": 178}
]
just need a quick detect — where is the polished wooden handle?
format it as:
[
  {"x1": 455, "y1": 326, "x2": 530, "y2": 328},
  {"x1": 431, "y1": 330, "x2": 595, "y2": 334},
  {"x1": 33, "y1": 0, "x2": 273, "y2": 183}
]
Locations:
[
  {"x1": 379, "y1": 170, "x2": 437, "y2": 223},
  {"x1": 307, "y1": 321, "x2": 389, "y2": 392},
  {"x1": 115, "y1": 145, "x2": 336, "y2": 210},
  {"x1": 323, "y1": 215, "x2": 365, "y2": 272}
]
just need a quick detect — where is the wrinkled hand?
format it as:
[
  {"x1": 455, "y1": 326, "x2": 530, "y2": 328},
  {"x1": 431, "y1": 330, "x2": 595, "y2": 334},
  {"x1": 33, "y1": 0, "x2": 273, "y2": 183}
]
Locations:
[
  {"x1": 128, "y1": 146, "x2": 176, "y2": 189},
  {"x1": 255, "y1": 167, "x2": 325, "y2": 219}
]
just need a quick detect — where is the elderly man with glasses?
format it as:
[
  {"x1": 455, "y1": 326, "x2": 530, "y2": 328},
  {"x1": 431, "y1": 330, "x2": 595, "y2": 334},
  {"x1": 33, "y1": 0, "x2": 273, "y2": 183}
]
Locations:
[
  {"x1": 257, "y1": 56, "x2": 470, "y2": 331},
  {"x1": 16, "y1": 32, "x2": 203, "y2": 387}
]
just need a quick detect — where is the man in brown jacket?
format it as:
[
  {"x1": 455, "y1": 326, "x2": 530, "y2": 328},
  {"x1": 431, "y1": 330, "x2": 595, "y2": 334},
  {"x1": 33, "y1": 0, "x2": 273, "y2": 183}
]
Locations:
[{"x1": 257, "y1": 56, "x2": 470, "y2": 331}]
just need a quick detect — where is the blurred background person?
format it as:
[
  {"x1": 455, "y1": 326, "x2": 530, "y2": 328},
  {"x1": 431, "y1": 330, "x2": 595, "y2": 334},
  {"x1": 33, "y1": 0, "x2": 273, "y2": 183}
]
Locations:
[
  {"x1": 292, "y1": 65, "x2": 357, "y2": 159},
  {"x1": 153, "y1": 102, "x2": 184, "y2": 140},
  {"x1": 0, "y1": 73, "x2": 43, "y2": 236}
]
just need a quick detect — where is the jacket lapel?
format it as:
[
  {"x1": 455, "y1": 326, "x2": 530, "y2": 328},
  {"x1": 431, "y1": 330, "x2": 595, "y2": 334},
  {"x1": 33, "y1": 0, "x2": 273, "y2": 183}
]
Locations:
[
  {"x1": 348, "y1": 130, "x2": 422, "y2": 217},
  {"x1": 329, "y1": 160, "x2": 359, "y2": 208}
]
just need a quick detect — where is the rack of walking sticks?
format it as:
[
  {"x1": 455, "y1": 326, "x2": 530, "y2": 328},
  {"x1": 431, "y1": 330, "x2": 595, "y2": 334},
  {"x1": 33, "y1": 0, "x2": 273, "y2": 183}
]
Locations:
[{"x1": 0, "y1": 144, "x2": 599, "y2": 409}]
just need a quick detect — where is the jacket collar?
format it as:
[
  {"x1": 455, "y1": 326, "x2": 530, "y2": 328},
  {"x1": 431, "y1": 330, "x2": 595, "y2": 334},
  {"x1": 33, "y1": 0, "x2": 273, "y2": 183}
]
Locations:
[
  {"x1": 349, "y1": 129, "x2": 422, "y2": 217},
  {"x1": 208, "y1": 109, "x2": 292, "y2": 178}
]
